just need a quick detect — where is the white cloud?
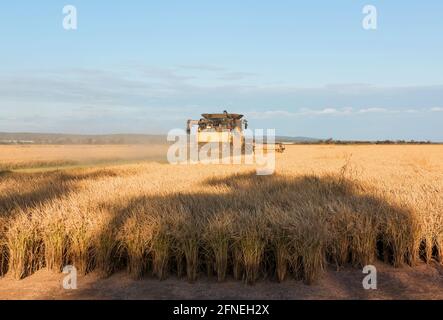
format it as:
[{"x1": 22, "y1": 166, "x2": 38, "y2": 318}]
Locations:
[
  {"x1": 247, "y1": 107, "x2": 432, "y2": 119},
  {"x1": 303, "y1": 108, "x2": 353, "y2": 115},
  {"x1": 247, "y1": 108, "x2": 354, "y2": 119},
  {"x1": 218, "y1": 72, "x2": 257, "y2": 81},
  {"x1": 1, "y1": 66, "x2": 443, "y2": 135},
  {"x1": 358, "y1": 107, "x2": 388, "y2": 113},
  {"x1": 176, "y1": 64, "x2": 226, "y2": 72}
]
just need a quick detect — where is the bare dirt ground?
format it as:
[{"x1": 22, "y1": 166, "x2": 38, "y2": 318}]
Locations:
[{"x1": 1, "y1": 261, "x2": 443, "y2": 300}]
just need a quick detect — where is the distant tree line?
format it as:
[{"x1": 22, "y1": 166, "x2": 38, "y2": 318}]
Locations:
[
  {"x1": 0, "y1": 134, "x2": 166, "y2": 145},
  {"x1": 299, "y1": 138, "x2": 435, "y2": 145}
]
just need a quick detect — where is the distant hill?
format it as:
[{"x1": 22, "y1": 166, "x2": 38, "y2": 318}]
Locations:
[
  {"x1": 0, "y1": 133, "x2": 166, "y2": 145},
  {"x1": 276, "y1": 136, "x2": 321, "y2": 143},
  {"x1": 2, "y1": 132, "x2": 435, "y2": 145},
  {"x1": 0, "y1": 132, "x2": 321, "y2": 145}
]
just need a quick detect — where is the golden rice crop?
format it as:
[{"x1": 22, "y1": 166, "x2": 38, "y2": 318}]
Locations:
[{"x1": 0, "y1": 145, "x2": 442, "y2": 284}]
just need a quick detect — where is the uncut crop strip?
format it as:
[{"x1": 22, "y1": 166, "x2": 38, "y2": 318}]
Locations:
[{"x1": 0, "y1": 159, "x2": 442, "y2": 284}]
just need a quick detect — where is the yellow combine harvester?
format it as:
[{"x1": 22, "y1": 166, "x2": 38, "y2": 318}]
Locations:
[{"x1": 186, "y1": 111, "x2": 285, "y2": 153}]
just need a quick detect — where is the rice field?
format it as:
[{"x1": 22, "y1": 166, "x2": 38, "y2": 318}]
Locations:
[
  {"x1": 0, "y1": 145, "x2": 442, "y2": 285},
  {"x1": 0, "y1": 144, "x2": 169, "y2": 171}
]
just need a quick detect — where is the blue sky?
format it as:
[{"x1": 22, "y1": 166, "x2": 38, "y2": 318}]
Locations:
[{"x1": 0, "y1": 1, "x2": 442, "y2": 140}]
